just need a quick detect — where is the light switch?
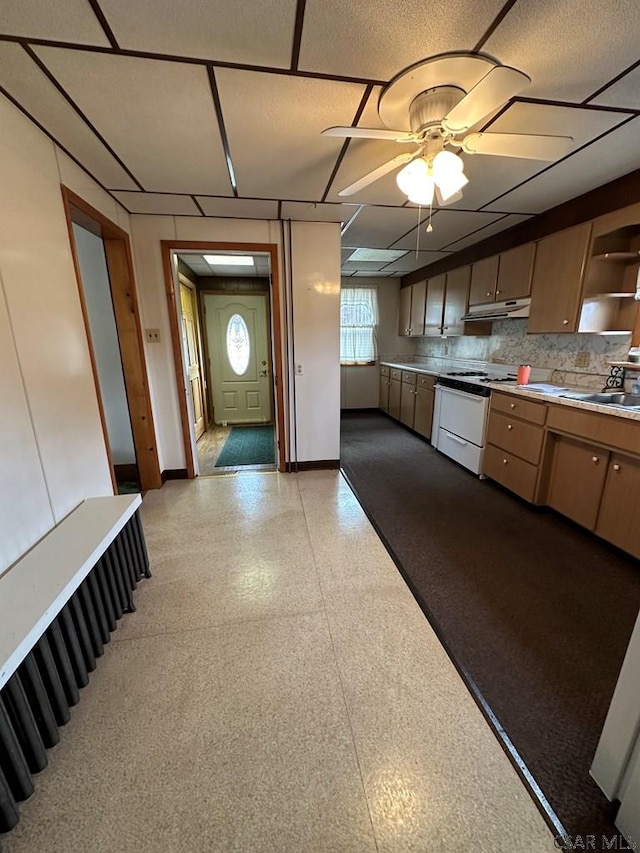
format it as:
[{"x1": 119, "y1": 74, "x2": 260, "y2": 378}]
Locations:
[{"x1": 145, "y1": 328, "x2": 161, "y2": 343}]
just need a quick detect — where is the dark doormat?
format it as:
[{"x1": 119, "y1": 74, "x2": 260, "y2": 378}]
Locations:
[
  {"x1": 215, "y1": 424, "x2": 275, "y2": 467},
  {"x1": 340, "y1": 411, "x2": 640, "y2": 847}
]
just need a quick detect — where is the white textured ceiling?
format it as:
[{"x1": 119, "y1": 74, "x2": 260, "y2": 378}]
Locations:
[{"x1": 0, "y1": 0, "x2": 638, "y2": 279}]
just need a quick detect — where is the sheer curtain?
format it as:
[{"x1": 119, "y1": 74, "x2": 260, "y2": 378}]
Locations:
[{"x1": 340, "y1": 287, "x2": 379, "y2": 364}]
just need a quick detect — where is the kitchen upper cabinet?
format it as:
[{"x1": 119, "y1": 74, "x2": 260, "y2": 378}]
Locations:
[
  {"x1": 424, "y1": 274, "x2": 446, "y2": 337},
  {"x1": 469, "y1": 255, "x2": 499, "y2": 306},
  {"x1": 443, "y1": 266, "x2": 471, "y2": 337},
  {"x1": 398, "y1": 286, "x2": 412, "y2": 336},
  {"x1": 496, "y1": 243, "x2": 536, "y2": 301},
  {"x1": 547, "y1": 435, "x2": 609, "y2": 530},
  {"x1": 595, "y1": 453, "x2": 640, "y2": 559},
  {"x1": 409, "y1": 281, "x2": 426, "y2": 336},
  {"x1": 528, "y1": 222, "x2": 592, "y2": 333}
]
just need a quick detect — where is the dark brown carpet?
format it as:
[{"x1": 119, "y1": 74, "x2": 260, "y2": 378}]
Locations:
[{"x1": 340, "y1": 411, "x2": 640, "y2": 845}]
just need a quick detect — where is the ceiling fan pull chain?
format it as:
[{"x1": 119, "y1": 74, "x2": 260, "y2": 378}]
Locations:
[
  {"x1": 415, "y1": 205, "x2": 421, "y2": 257},
  {"x1": 427, "y1": 199, "x2": 433, "y2": 233}
]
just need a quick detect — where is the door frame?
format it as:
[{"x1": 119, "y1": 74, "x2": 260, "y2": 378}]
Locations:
[
  {"x1": 161, "y1": 241, "x2": 286, "y2": 474},
  {"x1": 178, "y1": 272, "x2": 208, "y2": 436},
  {"x1": 61, "y1": 186, "x2": 162, "y2": 491}
]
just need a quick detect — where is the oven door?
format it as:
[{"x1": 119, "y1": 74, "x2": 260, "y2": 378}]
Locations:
[{"x1": 437, "y1": 385, "x2": 489, "y2": 447}]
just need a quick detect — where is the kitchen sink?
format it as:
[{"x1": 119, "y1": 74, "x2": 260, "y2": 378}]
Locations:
[{"x1": 560, "y1": 391, "x2": 640, "y2": 408}]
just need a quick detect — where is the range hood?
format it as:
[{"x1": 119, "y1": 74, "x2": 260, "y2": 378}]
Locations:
[{"x1": 462, "y1": 297, "x2": 531, "y2": 322}]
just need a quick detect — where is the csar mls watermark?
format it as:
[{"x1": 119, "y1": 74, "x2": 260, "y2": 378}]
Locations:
[{"x1": 554, "y1": 835, "x2": 637, "y2": 851}]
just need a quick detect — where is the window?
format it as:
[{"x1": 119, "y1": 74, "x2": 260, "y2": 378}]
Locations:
[
  {"x1": 340, "y1": 287, "x2": 379, "y2": 365},
  {"x1": 226, "y1": 313, "x2": 251, "y2": 375}
]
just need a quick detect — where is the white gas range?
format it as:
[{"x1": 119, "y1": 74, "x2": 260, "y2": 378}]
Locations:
[{"x1": 432, "y1": 364, "x2": 552, "y2": 476}]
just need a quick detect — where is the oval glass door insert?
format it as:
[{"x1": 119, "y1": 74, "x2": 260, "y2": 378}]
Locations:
[{"x1": 226, "y1": 313, "x2": 251, "y2": 375}]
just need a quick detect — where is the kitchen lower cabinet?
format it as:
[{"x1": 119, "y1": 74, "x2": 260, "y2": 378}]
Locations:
[
  {"x1": 595, "y1": 453, "x2": 640, "y2": 558},
  {"x1": 388, "y1": 369, "x2": 402, "y2": 419},
  {"x1": 413, "y1": 375, "x2": 435, "y2": 439},
  {"x1": 400, "y1": 371, "x2": 417, "y2": 427},
  {"x1": 547, "y1": 435, "x2": 609, "y2": 530},
  {"x1": 379, "y1": 366, "x2": 390, "y2": 413},
  {"x1": 484, "y1": 445, "x2": 539, "y2": 503}
]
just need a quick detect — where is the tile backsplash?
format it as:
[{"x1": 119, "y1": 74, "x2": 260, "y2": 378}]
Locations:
[{"x1": 413, "y1": 319, "x2": 633, "y2": 388}]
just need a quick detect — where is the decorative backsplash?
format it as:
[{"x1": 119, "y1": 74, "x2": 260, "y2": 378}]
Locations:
[{"x1": 413, "y1": 319, "x2": 632, "y2": 388}]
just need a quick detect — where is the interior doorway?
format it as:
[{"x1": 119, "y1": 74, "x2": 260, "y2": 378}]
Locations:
[
  {"x1": 163, "y1": 243, "x2": 286, "y2": 476},
  {"x1": 62, "y1": 187, "x2": 162, "y2": 493}
]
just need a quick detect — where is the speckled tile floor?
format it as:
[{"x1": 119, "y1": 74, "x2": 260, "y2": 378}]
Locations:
[{"x1": 3, "y1": 471, "x2": 557, "y2": 852}]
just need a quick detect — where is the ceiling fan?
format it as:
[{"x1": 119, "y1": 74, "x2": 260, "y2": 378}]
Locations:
[{"x1": 323, "y1": 52, "x2": 573, "y2": 208}]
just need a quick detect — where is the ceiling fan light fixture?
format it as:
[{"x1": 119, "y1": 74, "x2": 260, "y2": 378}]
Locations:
[
  {"x1": 432, "y1": 150, "x2": 464, "y2": 182},
  {"x1": 436, "y1": 170, "x2": 469, "y2": 202},
  {"x1": 407, "y1": 176, "x2": 435, "y2": 206},
  {"x1": 396, "y1": 157, "x2": 430, "y2": 195}
]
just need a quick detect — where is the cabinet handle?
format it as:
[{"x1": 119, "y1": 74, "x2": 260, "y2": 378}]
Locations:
[
  {"x1": 503, "y1": 458, "x2": 508, "y2": 465},
  {"x1": 486, "y1": 291, "x2": 492, "y2": 297},
  {"x1": 510, "y1": 403, "x2": 517, "y2": 409},
  {"x1": 495, "y1": 290, "x2": 501, "y2": 296},
  {"x1": 592, "y1": 456, "x2": 599, "y2": 463},
  {"x1": 562, "y1": 319, "x2": 569, "y2": 325},
  {"x1": 507, "y1": 424, "x2": 513, "y2": 430},
  {"x1": 613, "y1": 464, "x2": 621, "y2": 471}
]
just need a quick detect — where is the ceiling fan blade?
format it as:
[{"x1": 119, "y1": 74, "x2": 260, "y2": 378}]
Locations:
[
  {"x1": 442, "y1": 66, "x2": 531, "y2": 134},
  {"x1": 461, "y1": 132, "x2": 573, "y2": 160},
  {"x1": 322, "y1": 126, "x2": 417, "y2": 142},
  {"x1": 337, "y1": 152, "x2": 419, "y2": 197}
]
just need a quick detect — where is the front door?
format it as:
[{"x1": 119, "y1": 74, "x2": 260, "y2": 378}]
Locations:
[
  {"x1": 180, "y1": 282, "x2": 205, "y2": 440},
  {"x1": 204, "y1": 293, "x2": 273, "y2": 425}
]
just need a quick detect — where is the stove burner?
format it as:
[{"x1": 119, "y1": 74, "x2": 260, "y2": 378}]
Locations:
[
  {"x1": 446, "y1": 370, "x2": 488, "y2": 377},
  {"x1": 478, "y1": 376, "x2": 517, "y2": 383}
]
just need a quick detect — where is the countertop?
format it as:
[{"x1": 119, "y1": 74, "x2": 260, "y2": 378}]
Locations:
[{"x1": 379, "y1": 361, "x2": 640, "y2": 423}]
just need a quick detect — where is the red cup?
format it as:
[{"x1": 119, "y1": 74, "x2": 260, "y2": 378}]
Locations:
[{"x1": 517, "y1": 364, "x2": 531, "y2": 385}]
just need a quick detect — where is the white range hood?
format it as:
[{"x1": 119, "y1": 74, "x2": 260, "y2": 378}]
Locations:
[{"x1": 462, "y1": 297, "x2": 531, "y2": 322}]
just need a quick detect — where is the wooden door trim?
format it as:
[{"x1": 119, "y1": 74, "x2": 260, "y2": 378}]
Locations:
[
  {"x1": 161, "y1": 241, "x2": 287, "y2": 473},
  {"x1": 61, "y1": 186, "x2": 162, "y2": 491}
]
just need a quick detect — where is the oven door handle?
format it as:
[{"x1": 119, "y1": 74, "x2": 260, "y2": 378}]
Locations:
[
  {"x1": 437, "y1": 385, "x2": 486, "y2": 403},
  {"x1": 444, "y1": 432, "x2": 469, "y2": 446}
]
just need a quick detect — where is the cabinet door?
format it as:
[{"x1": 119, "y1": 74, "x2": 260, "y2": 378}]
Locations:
[
  {"x1": 547, "y1": 435, "x2": 609, "y2": 530},
  {"x1": 378, "y1": 373, "x2": 390, "y2": 413},
  {"x1": 596, "y1": 453, "x2": 640, "y2": 558},
  {"x1": 413, "y1": 388, "x2": 434, "y2": 438},
  {"x1": 497, "y1": 243, "x2": 536, "y2": 301},
  {"x1": 399, "y1": 382, "x2": 416, "y2": 427},
  {"x1": 388, "y1": 378, "x2": 402, "y2": 419},
  {"x1": 398, "y1": 287, "x2": 412, "y2": 335},
  {"x1": 528, "y1": 223, "x2": 592, "y2": 333},
  {"x1": 424, "y1": 274, "x2": 446, "y2": 336},
  {"x1": 469, "y1": 256, "x2": 499, "y2": 305},
  {"x1": 409, "y1": 281, "x2": 426, "y2": 336},
  {"x1": 443, "y1": 266, "x2": 470, "y2": 336}
]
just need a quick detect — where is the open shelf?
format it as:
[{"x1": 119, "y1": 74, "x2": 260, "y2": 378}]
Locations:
[
  {"x1": 591, "y1": 252, "x2": 640, "y2": 263},
  {"x1": 610, "y1": 361, "x2": 640, "y2": 371}
]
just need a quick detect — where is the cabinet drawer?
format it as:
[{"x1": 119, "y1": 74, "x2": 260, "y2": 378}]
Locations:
[
  {"x1": 402, "y1": 371, "x2": 417, "y2": 385},
  {"x1": 547, "y1": 404, "x2": 640, "y2": 455},
  {"x1": 390, "y1": 368, "x2": 402, "y2": 380},
  {"x1": 484, "y1": 444, "x2": 539, "y2": 503},
  {"x1": 380, "y1": 365, "x2": 390, "y2": 377},
  {"x1": 487, "y1": 411, "x2": 545, "y2": 464},
  {"x1": 491, "y1": 391, "x2": 546, "y2": 424},
  {"x1": 417, "y1": 374, "x2": 436, "y2": 390}
]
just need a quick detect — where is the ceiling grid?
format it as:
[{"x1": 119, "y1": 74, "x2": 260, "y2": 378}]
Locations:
[{"x1": 0, "y1": 0, "x2": 638, "y2": 277}]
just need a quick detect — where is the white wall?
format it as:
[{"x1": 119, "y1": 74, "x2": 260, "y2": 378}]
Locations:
[
  {"x1": 340, "y1": 277, "x2": 414, "y2": 409},
  {"x1": 290, "y1": 221, "x2": 341, "y2": 461},
  {"x1": 0, "y1": 94, "x2": 129, "y2": 573},
  {"x1": 72, "y1": 223, "x2": 136, "y2": 465},
  {"x1": 130, "y1": 215, "x2": 340, "y2": 466}
]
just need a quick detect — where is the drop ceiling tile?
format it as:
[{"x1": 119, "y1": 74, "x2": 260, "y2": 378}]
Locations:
[
  {"x1": 591, "y1": 65, "x2": 640, "y2": 110},
  {"x1": 34, "y1": 48, "x2": 233, "y2": 195},
  {"x1": 0, "y1": 43, "x2": 137, "y2": 190},
  {"x1": 0, "y1": 0, "x2": 110, "y2": 45},
  {"x1": 341, "y1": 261, "x2": 387, "y2": 272},
  {"x1": 281, "y1": 202, "x2": 344, "y2": 222},
  {"x1": 341, "y1": 206, "x2": 424, "y2": 248},
  {"x1": 112, "y1": 192, "x2": 200, "y2": 215},
  {"x1": 196, "y1": 197, "x2": 279, "y2": 219},
  {"x1": 392, "y1": 210, "x2": 504, "y2": 251},
  {"x1": 484, "y1": 117, "x2": 640, "y2": 214},
  {"x1": 378, "y1": 251, "x2": 450, "y2": 273},
  {"x1": 299, "y1": 0, "x2": 506, "y2": 81},
  {"x1": 99, "y1": 0, "x2": 297, "y2": 68},
  {"x1": 484, "y1": 0, "x2": 640, "y2": 101},
  {"x1": 215, "y1": 69, "x2": 365, "y2": 200},
  {"x1": 443, "y1": 214, "x2": 532, "y2": 251}
]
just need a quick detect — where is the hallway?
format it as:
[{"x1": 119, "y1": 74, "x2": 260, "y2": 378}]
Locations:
[{"x1": 3, "y1": 472, "x2": 555, "y2": 852}]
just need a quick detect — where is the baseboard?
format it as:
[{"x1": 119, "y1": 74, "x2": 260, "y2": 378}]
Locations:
[
  {"x1": 161, "y1": 468, "x2": 189, "y2": 482},
  {"x1": 340, "y1": 407, "x2": 380, "y2": 414},
  {"x1": 114, "y1": 463, "x2": 139, "y2": 481},
  {"x1": 293, "y1": 460, "x2": 340, "y2": 471}
]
